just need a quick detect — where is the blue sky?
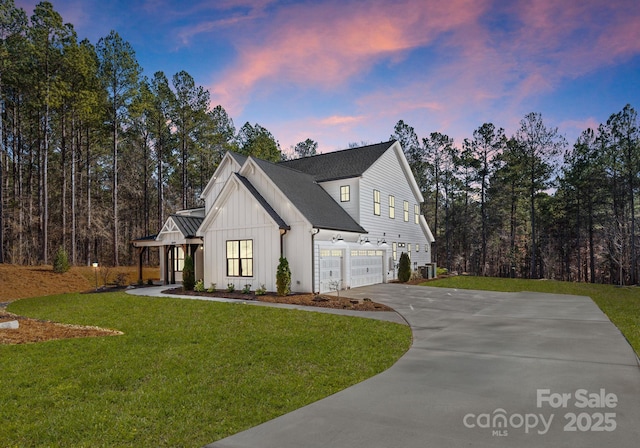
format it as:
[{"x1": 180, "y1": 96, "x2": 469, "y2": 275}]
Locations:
[{"x1": 16, "y1": 0, "x2": 640, "y2": 153}]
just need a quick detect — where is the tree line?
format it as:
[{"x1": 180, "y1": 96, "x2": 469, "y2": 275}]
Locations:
[
  {"x1": 1, "y1": 1, "x2": 638, "y2": 286},
  {"x1": 0, "y1": 0, "x2": 300, "y2": 267},
  {"x1": 392, "y1": 105, "x2": 640, "y2": 285}
]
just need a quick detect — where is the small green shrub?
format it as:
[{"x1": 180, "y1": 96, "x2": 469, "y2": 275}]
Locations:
[
  {"x1": 398, "y1": 252, "x2": 411, "y2": 282},
  {"x1": 182, "y1": 254, "x2": 195, "y2": 291},
  {"x1": 227, "y1": 283, "x2": 235, "y2": 293},
  {"x1": 276, "y1": 256, "x2": 291, "y2": 296},
  {"x1": 207, "y1": 283, "x2": 216, "y2": 293},
  {"x1": 194, "y1": 279, "x2": 205, "y2": 292},
  {"x1": 436, "y1": 267, "x2": 448, "y2": 276},
  {"x1": 52, "y1": 247, "x2": 70, "y2": 274},
  {"x1": 255, "y1": 284, "x2": 267, "y2": 296},
  {"x1": 242, "y1": 284, "x2": 251, "y2": 294}
]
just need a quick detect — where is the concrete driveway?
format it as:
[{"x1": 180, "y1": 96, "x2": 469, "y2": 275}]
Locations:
[{"x1": 206, "y1": 283, "x2": 640, "y2": 448}]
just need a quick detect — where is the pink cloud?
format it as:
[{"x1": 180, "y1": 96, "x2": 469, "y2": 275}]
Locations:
[
  {"x1": 318, "y1": 115, "x2": 364, "y2": 126},
  {"x1": 209, "y1": 0, "x2": 487, "y2": 114}
]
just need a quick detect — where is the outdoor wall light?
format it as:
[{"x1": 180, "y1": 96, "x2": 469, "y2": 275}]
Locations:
[{"x1": 332, "y1": 234, "x2": 344, "y2": 243}]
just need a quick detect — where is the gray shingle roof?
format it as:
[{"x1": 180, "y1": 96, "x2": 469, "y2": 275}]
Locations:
[
  {"x1": 234, "y1": 173, "x2": 290, "y2": 230},
  {"x1": 228, "y1": 151, "x2": 248, "y2": 166},
  {"x1": 251, "y1": 157, "x2": 366, "y2": 233},
  {"x1": 171, "y1": 215, "x2": 204, "y2": 238},
  {"x1": 279, "y1": 140, "x2": 395, "y2": 181}
]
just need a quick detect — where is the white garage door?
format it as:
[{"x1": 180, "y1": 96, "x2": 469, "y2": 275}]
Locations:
[
  {"x1": 350, "y1": 249, "x2": 384, "y2": 288},
  {"x1": 319, "y1": 249, "x2": 343, "y2": 293}
]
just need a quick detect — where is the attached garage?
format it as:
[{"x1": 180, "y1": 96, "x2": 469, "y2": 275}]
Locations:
[
  {"x1": 318, "y1": 249, "x2": 344, "y2": 293},
  {"x1": 317, "y1": 246, "x2": 387, "y2": 293},
  {"x1": 349, "y1": 249, "x2": 384, "y2": 288}
]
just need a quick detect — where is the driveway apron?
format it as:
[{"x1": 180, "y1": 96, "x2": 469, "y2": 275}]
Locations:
[{"x1": 206, "y1": 283, "x2": 640, "y2": 448}]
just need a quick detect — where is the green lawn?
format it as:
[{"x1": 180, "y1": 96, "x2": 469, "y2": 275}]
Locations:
[
  {"x1": 425, "y1": 276, "x2": 640, "y2": 357},
  {"x1": 1, "y1": 292, "x2": 411, "y2": 447}
]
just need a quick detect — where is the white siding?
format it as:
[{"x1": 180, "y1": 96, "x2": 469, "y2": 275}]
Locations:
[
  {"x1": 358, "y1": 146, "x2": 432, "y2": 270},
  {"x1": 203, "y1": 166, "x2": 314, "y2": 293},
  {"x1": 202, "y1": 183, "x2": 281, "y2": 292},
  {"x1": 317, "y1": 178, "x2": 360, "y2": 223},
  {"x1": 203, "y1": 157, "x2": 240, "y2": 215}
]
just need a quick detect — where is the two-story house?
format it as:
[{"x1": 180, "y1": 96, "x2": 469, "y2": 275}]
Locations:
[{"x1": 134, "y1": 140, "x2": 435, "y2": 293}]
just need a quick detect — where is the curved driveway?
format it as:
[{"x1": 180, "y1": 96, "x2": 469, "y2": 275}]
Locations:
[{"x1": 207, "y1": 284, "x2": 640, "y2": 448}]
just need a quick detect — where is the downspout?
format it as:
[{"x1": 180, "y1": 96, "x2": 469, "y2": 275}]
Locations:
[
  {"x1": 279, "y1": 228, "x2": 288, "y2": 258},
  {"x1": 311, "y1": 228, "x2": 320, "y2": 293}
]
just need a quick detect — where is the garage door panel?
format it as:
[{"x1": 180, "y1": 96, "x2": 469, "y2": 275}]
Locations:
[{"x1": 350, "y1": 255, "x2": 383, "y2": 288}]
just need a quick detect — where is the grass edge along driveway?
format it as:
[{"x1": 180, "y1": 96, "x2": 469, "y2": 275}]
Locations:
[
  {"x1": 426, "y1": 276, "x2": 640, "y2": 357},
  {"x1": 1, "y1": 292, "x2": 411, "y2": 447}
]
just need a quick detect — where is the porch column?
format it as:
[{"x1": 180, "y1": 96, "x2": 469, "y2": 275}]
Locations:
[{"x1": 137, "y1": 247, "x2": 146, "y2": 284}]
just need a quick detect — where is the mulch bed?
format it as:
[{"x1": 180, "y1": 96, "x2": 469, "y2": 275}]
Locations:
[
  {"x1": 0, "y1": 310, "x2": 122, "y2": 345},
  {"x1": 162, "y1": 288, "x2": 393, "y2": 312}
]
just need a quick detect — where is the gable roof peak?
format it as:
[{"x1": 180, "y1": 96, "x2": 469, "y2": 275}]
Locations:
[{"x1": 279, "y1": 140, "x2": 396, "y2": 182}]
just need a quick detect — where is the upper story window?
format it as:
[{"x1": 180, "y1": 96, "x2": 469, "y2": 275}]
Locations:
[
  {"x1": 404, "y1": 201, "x2": 409, "y2": 222},
  {"x1": 226, "y1": 239, "x2": 253, "y2": 277},
  {"x1": 389, "y1": 195, "x2": 395, "y2": 219},
  {"x1": 373, "y1": 190, "x2": 380, "y2": 215},
  {"x1": 340, "y1": 185, "x2": 350, "y2": 202},
  {"x1": 415, "y1": 204, "x2": 420, "y2": 224}
]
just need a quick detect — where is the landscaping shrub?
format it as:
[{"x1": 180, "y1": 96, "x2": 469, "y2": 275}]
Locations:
[
  {"x1": 276, "y1": 256, "x2": 291, "y2": 296},
  {"x1": 52, "y1": 247, "x2": 70, "y2": 274},
  {"x1": 398, "y1": 252, "x2": 411, "y2": 282},
  {"x1": 194, "y1": 279, "x2": 205, "y2": 292},
  {"x1": 182, "y1": 254, "x2": 195, "y2": 291}
]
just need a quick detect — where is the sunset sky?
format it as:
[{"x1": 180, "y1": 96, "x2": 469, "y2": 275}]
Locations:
[{"x1": 16, "y1": 0, "x2": 640, "y2": 152}]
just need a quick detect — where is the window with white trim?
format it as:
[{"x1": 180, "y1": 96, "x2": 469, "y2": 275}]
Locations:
[
  {"x1": 389, "y1": 195, "x2": 395, "y2": 219},
  {"x1": 226, "y1": 240, "x2": 253, "y2": 277},
  {"x1": 392, "y1": 242, "x2": 397, "y2": 261},
  {"x1": 404, "y1": 201, "x2": 409, "y2": 221},
  {"x1": 373, "y1": 190, "x2": 380, "y2": 215},
  {"x1": 340, "y1": 185, "x2": 350, "y2": 202},
  {"x1": 415, "y1": 204, "x2": 420, "y2": 224}
]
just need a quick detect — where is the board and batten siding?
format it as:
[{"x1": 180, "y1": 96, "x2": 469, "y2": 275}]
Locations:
[
  {"x1": 203, "y1": 162, "x2": 314, "y2": 293},
  {"x1": 202, "y1": 158, "x2": 240, "y2": 215},
  {"x1": 202, "y1": 182, "x2": 282, "y2": 292},
  {"x1": 241, "y1": 161, "x2": 315, "y2": 291},
  {"x1": 358, "y1": 145, "x2": 432, "y2": 269}
]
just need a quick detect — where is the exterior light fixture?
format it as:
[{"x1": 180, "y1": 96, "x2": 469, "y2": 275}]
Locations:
[{"x1": 92, "y1": 261, "x2": 99, "y2": 290}]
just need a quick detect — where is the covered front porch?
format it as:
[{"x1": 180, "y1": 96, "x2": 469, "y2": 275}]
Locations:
[{"x1": 132, "y1": 212, "x2": 205, "y2": 285}]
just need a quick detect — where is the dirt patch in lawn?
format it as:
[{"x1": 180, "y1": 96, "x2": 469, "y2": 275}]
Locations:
[
  {"x1": 163, "y1": 288, "x2": 393, "y2": 312},
  {"x1": 0, "y1": 264, "x2": 157, "y2": 345},
  {"x1": 0, "y1": 311, "x2": 123, "y2": 345}
]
